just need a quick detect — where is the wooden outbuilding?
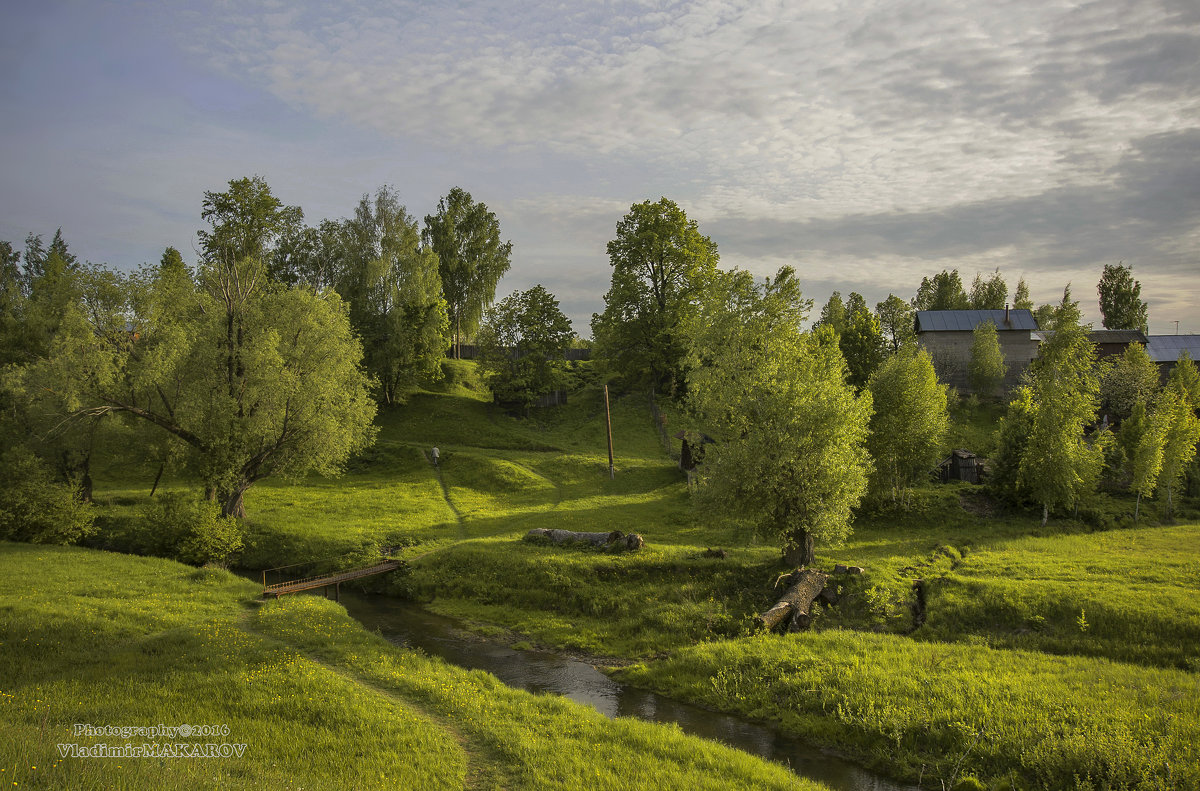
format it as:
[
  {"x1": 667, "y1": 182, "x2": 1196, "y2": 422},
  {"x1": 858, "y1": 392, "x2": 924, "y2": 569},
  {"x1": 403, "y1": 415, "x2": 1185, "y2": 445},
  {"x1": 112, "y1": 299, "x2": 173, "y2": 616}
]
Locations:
[{"x1": 935, "y1": 449, "x2": 981, "y2": 484}]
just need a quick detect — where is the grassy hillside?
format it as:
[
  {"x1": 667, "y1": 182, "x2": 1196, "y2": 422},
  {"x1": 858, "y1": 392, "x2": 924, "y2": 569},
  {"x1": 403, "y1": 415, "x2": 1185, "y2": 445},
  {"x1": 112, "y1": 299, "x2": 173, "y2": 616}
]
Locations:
[
  {"x1": 72, "y1": 375, "x2": 1200, "y2": 790},
  {"x1": 0, "y1": 542, "x2": 822, "y2": 791}
]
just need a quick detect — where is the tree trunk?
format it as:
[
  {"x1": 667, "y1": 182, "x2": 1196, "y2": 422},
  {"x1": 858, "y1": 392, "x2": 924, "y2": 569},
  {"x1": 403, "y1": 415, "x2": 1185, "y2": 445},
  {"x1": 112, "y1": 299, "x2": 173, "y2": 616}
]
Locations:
[
  {"x1": 222, "y1": 487, "x2": 248, "y2": 520},
  {"x1": 524, "y1": 528, "x2": 644, "y2": 551},
  {"x1": 1135, "y1": 491, "x2": 1141, "y2": 523},
  {"x1": 783, "y1": 531, "x2": 815, "y2": 567},
  {"x1": 149, "y1": 462, "x2": 166, "y2": 497},
  {"x1": 758, "y1": 568, "x2": 829, "y2": 632},
  {"x1": 1041, "y1": 503, "x2": 1048, "y2": 527}
]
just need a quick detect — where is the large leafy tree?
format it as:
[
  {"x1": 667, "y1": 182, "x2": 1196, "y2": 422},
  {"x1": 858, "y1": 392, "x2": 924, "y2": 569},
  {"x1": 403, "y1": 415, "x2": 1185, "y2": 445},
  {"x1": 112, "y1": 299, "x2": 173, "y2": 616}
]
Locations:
[
  {"x1": 20, "y1": 179, "x2": 377, "y2": 518},
  {"x1": 968, "y1": 320, "x2": 1006, "y2": 397},
  {"x1": 592, "y1": 197, "x2": 718, "y2": 394},
  {"x1": 912, "y1": 269, "x2": 970, "y2": 311},
  {"x1": 874, "y1": 294, "x2": 915, "y2": 354},
  {"x1": 336, "y1": 187, "x2": 448, "y2": 403},
  {"x1": 815, "y1": 291, "x2": 846, "y2": 335},
  {"x1": 423, "y1": 187, "x2": 512, "y2": 358},
  {"x1": 1015, "y1": 288, "x2": 1102, "y2": 525},
  {"x1": 478, "y1": 285, "x2": 573, "y2": 410},
  {"x1": 1156, "y1": 384, "x2": 1200, "y2": 518},
  {"x1": 1013, "y1": 278, "x2": 1034, "y2": 311},
  {"x1": 867, "y1": 347, "x2": 948, "y2": 503},
  {"x1": 685, "y1": 267, "x2": 871, "y2": 567},
  {"x1": 1097, "y1": 262, "x2": 1149, "y2": 332},
  {"x1": 1099, "y1": 342, "x2": 1160, "y2": 420}
]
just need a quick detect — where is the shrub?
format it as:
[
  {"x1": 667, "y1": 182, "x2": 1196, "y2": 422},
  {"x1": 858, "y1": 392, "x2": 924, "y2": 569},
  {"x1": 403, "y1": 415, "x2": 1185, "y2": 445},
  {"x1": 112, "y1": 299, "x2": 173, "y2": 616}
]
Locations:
[
  {"x1": 142, "y1": 493, "x2": 244, "y2": 567},
  {"x1": 0, "y1": 446, "x2": 96, "y2": 545}
]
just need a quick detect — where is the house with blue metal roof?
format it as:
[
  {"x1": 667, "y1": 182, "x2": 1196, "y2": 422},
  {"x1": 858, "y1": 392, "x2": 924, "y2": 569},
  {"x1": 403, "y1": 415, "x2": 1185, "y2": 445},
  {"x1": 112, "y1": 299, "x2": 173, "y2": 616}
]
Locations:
[
  {"x1": 1146, "y1": 335, "x2": 1200, "y2": 381},
  {"x1": 915, "y1": 308, "x2": 1039, "y2": 394}
]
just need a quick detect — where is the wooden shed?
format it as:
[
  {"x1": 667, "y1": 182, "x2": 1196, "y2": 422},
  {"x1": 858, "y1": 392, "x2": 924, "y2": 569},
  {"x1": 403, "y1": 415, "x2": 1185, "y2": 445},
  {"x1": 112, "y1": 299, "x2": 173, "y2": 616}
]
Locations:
[{"x1": 935, "y1": 449, "x2": 981, "y2": 484}]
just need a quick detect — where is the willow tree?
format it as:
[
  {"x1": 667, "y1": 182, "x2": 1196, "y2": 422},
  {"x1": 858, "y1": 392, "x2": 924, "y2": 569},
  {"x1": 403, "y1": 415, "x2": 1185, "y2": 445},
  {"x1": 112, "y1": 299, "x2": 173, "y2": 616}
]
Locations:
[
  {"x1": 423, "y1": 187, "x2": 512, "y2": 358},
  {"x1": 21, "y1": 179, "x2": 377, "y2": 518},
  {"x1": 685, "y1": 267, "x2": 872, "y2": 567}
]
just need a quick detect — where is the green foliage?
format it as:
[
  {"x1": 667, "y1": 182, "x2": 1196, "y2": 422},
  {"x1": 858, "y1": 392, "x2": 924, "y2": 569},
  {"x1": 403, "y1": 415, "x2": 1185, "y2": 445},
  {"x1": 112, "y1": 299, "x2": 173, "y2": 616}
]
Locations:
[
  {"x1": 1128, "y1": 401, "x2": 1169, "y2": 520},
  {"x1": 1015, "y1": 288, "x2": 1102, "y2": 523},
  {"x1": 1097, "y1": 262, "x2": 1149, "y2": 333},
  {"x1": 1099, "y1": 341, "x2": 1159, "y2": 419},
  {"x1": 423, "y1": 186, "x2": 512, "y2": 357},
  {"x1": 839, "y1": 293, "x2": 885, "y2": 388},
  {"x1": 0, "y1": 446, "x2": 96, "y2": 544},
  {"x1": 912, "y1": 269, "x2": 970, "y2": 311},
  {"x1": 968, "y1": 269, "x2": 1007, "y2": 309},
  {"x1": 197, "y1": 175, "x2": 303, "y2": 266},
  {"x1": 1156, "y1": 386, "x2": 1200, "y2": 516},
  {"x1": 1013, "y1": 277, "x2": 1034, "y2": 311},
  {"x1": 141, "y1": 492, "x2": 244, "y2": 566},
  {"x1": 815, "y1": 291, "x2": 846, "y2": 334},
  {"x1": 685, "y1": 267, "x2": 871, "y2": 563},
  {"x1": 477, "y1": 285, "x2": 573, "y2": 409},
  {"x1": 867, "y1": 347, "x2": 949, "y2": 503},
  {"x1": 1169, "y1": 350, "x2": 1200, "y2": 408},
  {"x1": 17, "y1": 178, "x2": 378, "y2": 519},
  {"x1": 334, "y1": 186, "x2": 449, "y2": 404},
  {"x1": 967, "y1": 319, "x2": 1006, "y2": 397},
  {"x1": 591, "y1": 197, "x2": 719, "y2": 394},
  {"x1": 874, "y1": 293, "x2": 915, "y2": 354}
]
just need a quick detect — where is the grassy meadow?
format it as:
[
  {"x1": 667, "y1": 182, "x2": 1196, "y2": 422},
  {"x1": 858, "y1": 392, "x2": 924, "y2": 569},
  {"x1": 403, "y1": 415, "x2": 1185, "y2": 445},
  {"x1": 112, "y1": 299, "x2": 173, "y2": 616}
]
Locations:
[
  {"x1": 10, "y1": 361, "x2": 1200, "y2": 790},
  {"x1": 0, "y1": 542, "x2": 822, "y2": 791}
]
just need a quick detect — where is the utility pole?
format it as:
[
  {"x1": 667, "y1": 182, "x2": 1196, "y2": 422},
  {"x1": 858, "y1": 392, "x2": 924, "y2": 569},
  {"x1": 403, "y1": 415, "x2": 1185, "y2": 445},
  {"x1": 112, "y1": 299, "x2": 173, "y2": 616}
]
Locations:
[{"x1": 604, "y1": 384, "x2": 615, "y2": 479}]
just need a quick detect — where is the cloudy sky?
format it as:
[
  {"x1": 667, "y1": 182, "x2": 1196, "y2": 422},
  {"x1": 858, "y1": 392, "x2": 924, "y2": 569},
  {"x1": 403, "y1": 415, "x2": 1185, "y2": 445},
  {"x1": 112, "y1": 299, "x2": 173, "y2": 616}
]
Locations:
[{"x1": 2, "y1": 0, "x2": 1198, "y2": 334}]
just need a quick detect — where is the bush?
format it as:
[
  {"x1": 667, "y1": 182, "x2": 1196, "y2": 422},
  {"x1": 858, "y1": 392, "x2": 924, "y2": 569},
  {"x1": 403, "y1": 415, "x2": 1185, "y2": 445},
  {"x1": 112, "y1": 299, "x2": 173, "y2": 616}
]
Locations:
[
  {"x1": 142, "y1": 493, "x2": 244, "y2": 567},
  {"x1": 0, "y1": 446, "x2": 96, "y2": 545}
]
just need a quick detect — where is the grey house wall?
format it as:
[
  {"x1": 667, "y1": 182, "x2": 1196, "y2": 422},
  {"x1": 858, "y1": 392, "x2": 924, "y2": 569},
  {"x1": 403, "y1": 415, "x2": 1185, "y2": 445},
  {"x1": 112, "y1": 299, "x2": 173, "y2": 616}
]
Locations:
[{"x1": 919, "y1": 331, "x2": 1037, "y2": 394}]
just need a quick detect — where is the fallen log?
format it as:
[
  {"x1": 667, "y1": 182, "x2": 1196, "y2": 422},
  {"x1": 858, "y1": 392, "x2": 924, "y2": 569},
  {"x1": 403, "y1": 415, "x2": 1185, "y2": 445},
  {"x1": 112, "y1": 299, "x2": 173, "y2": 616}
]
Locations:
[
  {"x1": 757, "y1": 568, "x2": 829, "y2": 632},
  {"x1": 525, "y1": 528, "x2": 644, "y2": 551}
]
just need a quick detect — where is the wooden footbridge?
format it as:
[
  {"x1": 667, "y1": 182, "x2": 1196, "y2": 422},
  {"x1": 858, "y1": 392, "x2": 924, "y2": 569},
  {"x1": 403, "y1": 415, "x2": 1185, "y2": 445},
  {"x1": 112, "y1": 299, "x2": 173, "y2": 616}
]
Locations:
[{"x1": 261, "y1": 549, "x2": 403, "y2": 601}]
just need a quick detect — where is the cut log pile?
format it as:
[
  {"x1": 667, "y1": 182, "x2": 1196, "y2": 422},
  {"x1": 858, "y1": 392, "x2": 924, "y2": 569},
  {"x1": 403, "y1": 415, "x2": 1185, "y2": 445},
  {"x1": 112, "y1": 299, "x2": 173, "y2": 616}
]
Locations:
[{"x1": 524, "y1": 528, "x2": 644, "y2": 551}]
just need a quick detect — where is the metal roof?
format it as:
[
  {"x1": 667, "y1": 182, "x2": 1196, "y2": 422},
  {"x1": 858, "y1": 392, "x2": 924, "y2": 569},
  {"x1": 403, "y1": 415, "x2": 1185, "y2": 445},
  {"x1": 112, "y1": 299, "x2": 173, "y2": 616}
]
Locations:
[
  {"x1": 1145, "y1": 335, "x2": 1200, "y2": 363},
  {"x1": 1088, "y1": 329, "x2": 1148, "y2": 344},
  {"x1": 915, "y1": 309, "x2": 1038, "y2": 332}
]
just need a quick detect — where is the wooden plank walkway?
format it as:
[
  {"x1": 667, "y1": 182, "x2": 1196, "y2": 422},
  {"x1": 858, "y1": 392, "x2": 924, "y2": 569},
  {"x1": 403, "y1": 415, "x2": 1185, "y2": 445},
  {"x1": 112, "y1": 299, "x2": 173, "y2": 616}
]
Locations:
[{"x1": 261, "y1": 560, "x2": 402, "y2": 598}]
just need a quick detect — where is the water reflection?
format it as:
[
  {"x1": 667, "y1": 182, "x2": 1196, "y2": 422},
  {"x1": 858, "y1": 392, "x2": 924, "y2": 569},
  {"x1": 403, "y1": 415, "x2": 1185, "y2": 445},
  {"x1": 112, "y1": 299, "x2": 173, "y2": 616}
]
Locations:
[{"x1": 338, "y1": 591, "x2": 915, "y2": 791}]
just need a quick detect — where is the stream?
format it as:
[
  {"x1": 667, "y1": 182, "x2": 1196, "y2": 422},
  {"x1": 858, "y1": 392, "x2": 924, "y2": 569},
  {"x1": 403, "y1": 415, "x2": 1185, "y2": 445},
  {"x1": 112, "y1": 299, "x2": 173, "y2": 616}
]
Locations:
[{"x1": 336, "y1": 590, "x2": 916, "y2": 791}]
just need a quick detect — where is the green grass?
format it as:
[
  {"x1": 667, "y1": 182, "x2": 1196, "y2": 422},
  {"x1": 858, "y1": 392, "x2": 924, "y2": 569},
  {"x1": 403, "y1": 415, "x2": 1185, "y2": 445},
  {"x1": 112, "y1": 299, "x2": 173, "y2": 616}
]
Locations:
[
  {"x1": 0, "y1": 542, "x2": 823, "y2": 790},
  {"x1": 71, "y1": 368, "x2": 1200, "y2": 790},
  {"x1": 616, "y1": 630, "x2": 1200, "y2": 790},
  {"x1": 917, "y1": 523, "x2": 1200, "y2": 670}
]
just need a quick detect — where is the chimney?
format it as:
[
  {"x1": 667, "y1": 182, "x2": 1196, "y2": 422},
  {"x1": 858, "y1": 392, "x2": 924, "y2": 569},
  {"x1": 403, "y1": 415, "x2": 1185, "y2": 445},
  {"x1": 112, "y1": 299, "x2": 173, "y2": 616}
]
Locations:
[{"x1": 1005, "y1": 302, "x2": 1010, "y2": 325}]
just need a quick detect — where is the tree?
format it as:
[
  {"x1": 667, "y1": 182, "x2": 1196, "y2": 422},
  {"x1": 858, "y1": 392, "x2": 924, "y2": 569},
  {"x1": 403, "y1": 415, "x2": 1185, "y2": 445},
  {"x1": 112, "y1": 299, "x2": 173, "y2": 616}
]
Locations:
[
  {"x1": 968, "y1": 320, "x2": 1006, "y2": 397},
  {"x1": 21, "y1": 179, "x2": 378, "y2": 518},
  {"x1": 336, "y1": 187, "x2": 448, "y2": 403},
  {"x1": 912, "y1": 270, "x2": 969, "y2": 311},
  {"x1": 592, "y1": 197, "x2": 718, "y2": 394},
  {"x1": 1015, "y1": 288, "x2": 1102, "y2": 525},
  {"x1": 1013, "y1": 278, "x2": 1034, "y2": 311},
  {"x1": 875, "y1": 294, "x2": 915, "y2": 354},
  {"x1": 1099, "y1": 342, "x2": 1160, "y2": 420},
  {"x1": 839, "y1": 294, "x2": 885, "y2": 389},
  {"x1": 814, "y1": 291, "x2": 846, "y2": 334},
  {"x1": 1127, "y1": 401, "x2": 1168, "y2": 522},
  {"x1": 423, "y1": 187, "x2": 512, "y2": 358},
  {"x1": 969, "y1": 269, "x2": 1008, "y2": 310},
  {"x1": 685, "y1": 267, "x2": 871, "y2": 567},
  {"x1": 867, "y1": 347, "x2": 948, "y2": 503},
  {"x1": 0, "y1": 240, "x2": 24, "y2": 366},
  {"x1": 1097, "y1": 262, "x2": 1149, "y2": 333},
  {"x1": 1156, "y1": 385, "x2": 1200, "y2": 518},
  {"x1": 1169, "y1": 350, "x2": 1200, "y2": 409},
  {"x1": 478, "y1": 285, "x2": 573, "y2": 410}
]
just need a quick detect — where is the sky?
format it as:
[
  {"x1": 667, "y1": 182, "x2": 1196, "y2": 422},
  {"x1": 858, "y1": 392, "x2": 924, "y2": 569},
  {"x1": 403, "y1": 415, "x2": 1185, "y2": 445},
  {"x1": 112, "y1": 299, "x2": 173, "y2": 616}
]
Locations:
[{"x1": 2, "y1": 0, "x2": 1198, "y2": 335}]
